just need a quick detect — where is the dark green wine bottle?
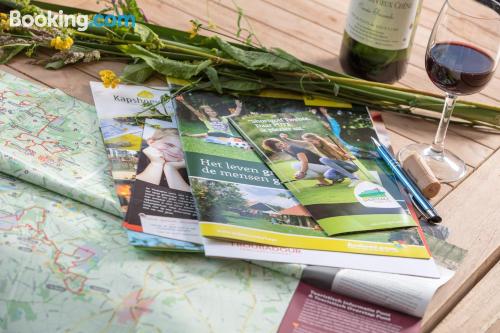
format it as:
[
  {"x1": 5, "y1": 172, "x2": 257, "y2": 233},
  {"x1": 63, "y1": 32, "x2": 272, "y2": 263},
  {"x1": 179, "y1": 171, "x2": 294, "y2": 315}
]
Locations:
[{"x1": 340, "y1": 0, "x2": 423, "y2": 83}]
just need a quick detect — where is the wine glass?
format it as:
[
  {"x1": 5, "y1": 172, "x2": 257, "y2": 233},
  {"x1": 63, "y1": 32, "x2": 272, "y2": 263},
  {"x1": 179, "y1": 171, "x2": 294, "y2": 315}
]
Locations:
[{"x1": 398, "y1": 0, "x2": 500, "y2": 182}]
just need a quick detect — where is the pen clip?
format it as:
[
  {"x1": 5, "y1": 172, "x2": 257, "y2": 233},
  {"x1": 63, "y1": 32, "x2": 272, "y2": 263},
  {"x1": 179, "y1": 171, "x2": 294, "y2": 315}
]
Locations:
[{"x1": 408, "y1": 193, "x2": 428, "y2": 221}]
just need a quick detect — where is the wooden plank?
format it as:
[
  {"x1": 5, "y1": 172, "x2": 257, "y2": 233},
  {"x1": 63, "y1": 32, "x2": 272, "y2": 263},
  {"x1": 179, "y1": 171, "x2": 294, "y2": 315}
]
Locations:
[
  {"x1": 421, "y1": 149, "x2": 500, "y2": 331},
  {"x1": 433, "y1": 262, "x2": 500, "y2": 333},
  {"x1": 381, "y1": 112, "x2": 493, "y2": 168},
  {"x1": 0, "y1": 65, "x2": 46, "y2": 85},
  {"x1": 448, "y1": 126, "x2": 500, "y2": 150}
]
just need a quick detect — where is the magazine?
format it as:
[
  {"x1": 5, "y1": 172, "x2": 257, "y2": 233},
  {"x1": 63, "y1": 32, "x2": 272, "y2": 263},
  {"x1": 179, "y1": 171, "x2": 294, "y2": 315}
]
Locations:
[
  {"x1": 278, "y1": 282, "x2": 421, "y2": 333},
  {"x1": 173, "y1": 90, "x2": 430, "y2": 259},
  {"x1": 90, "y1": 82, "x2": 203, "y2": 251},
  {"x1": 279, "y1": 233, "x2": 467, "y2": 332},
  {"x1": 231, "y1": 110, "x2": 416, "y2": 235}
]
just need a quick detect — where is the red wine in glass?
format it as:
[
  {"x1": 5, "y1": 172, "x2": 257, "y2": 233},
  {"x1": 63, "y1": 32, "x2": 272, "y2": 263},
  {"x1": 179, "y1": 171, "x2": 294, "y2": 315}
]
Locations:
[
  {"x1": 426, "y1": 42, "x2": 496, "y2": 95},
  {"x1": 398, "y1": 0, "x2": 499, "y2": 183}
]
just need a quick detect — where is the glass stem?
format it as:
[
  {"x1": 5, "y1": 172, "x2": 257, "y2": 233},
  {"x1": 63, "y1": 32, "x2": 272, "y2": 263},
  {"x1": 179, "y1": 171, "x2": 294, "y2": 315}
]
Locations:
[{"x1": 432, "y1": 93, "x2": 457, "y2": 154}]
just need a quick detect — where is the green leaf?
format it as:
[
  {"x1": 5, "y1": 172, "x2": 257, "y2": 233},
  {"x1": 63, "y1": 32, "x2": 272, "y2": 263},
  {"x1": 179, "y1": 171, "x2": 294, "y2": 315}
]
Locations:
[
  {"x1": 219, "y1": 79, "x2": 265, "y2": 91},
  {"x1": 117, "y1": 44, "x2": 211, "y2": 79},
  {"x1": 205, "y1": 67, "x2": 222, "y2": 94},
  {"x1": 0, "y1": 45, "x2": 29, "y2": 64},
  {"x1": 44, "y1": 59, "x2": 66, "y2": 70},
  {"x1": 213, "y1": 36, "x2": 303, "y2": 71},
  {"x1": 133, "y1": 23, "x2": 160, "y2": 45},
  {"x1": 120, "y1": 61, "x2": 154, "y2": 83}
]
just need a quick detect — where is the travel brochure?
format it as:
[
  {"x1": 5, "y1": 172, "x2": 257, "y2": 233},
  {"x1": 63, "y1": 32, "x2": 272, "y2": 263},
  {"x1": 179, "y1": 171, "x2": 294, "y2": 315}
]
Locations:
[
  {"x1": 124, "y1": 119, "x2": 202, "y2": 245},
  {"x1": 90, "y1": 82, "x2": 203, "y2": 252},
  {"x1": 231, "y1": 110, "x2": 416, "y2": 235},
  {"x1": 174, "y1": 90, "x2": 429, "y2": 258},
  {"x1": 88, "y1": 81, "x2": 440, "y2": 275}
]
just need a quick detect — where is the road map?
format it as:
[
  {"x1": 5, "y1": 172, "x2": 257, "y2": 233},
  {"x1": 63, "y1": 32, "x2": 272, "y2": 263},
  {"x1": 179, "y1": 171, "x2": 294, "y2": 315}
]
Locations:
[
  {"x1": 0, "y1": 71, "x2": 299, "y2": 332},
  {"x1": 0, "y1": 71, "x2": 120, "y2": 216},
  {"x1": 0, "y1": 173, "x2": 298, "y2": 332}
]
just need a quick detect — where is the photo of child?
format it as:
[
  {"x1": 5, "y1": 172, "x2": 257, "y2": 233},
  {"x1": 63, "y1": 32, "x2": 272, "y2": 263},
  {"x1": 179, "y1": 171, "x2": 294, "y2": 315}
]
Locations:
[
  {"x1": 175, "y1": 95, "x2": 249, "y2": 149},
  {"x1": 136, "y1": 125, "x2": 190, "y2": 192}
]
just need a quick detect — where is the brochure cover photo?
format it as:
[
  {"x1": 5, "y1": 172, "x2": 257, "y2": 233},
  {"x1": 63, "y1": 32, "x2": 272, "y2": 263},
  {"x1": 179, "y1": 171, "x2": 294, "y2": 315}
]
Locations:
[
  {"x1": 173, "y1": 90, "x2": 429, "y2": 259},
  {"x1": 232, "y1": 111, "x2": 416, "y2": 236},
  {"x1": 124, "y1": 119, "x2": 202, "y2": 246}
]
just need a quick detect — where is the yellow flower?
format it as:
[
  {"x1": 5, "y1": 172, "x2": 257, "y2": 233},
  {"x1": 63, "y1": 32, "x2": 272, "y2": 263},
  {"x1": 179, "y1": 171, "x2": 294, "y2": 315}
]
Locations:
[
  {"x1": 50, "y1": 36, "x2": 74, "y2": 51},
  {"x1": 99, "y1": 70, "x2": 121, "y2": 89},
  {"x1": 188, "y1": 20, "x2": 201, "y2": 39},
  {"x1": 0, "y1": 13, "x2": 9, "y2": 31}
]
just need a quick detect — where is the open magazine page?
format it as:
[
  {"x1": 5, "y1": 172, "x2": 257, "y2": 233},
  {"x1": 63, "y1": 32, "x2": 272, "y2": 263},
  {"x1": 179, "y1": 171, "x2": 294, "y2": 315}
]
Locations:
[
  {"x1": 0, "y1": 71, "x2": 120, "y2": 216},
  {"x1": 279, "y1": 282, "x2": 421, "y2": 333},
  {"x1": 299, "y1": 235, "x2": 465, "y2": 318},
  {"x1": 231, "y1": 110, "x2": 416, "y2": 235},
  {"x1": 0, "y1": 173, "x2": 298, "y2": 333},
  {"x1": 90, "y1": 82, "x2": 202, "y2": 251}
]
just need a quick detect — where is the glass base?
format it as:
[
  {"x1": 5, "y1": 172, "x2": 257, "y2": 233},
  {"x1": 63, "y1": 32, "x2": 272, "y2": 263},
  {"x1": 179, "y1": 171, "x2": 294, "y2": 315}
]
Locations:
[{"x1": 398, "y1": 143, "x2": 466, "y2": 183}]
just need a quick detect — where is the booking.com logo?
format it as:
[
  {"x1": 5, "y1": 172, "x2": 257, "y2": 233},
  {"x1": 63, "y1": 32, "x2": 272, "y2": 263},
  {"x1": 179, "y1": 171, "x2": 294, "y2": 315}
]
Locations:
[{"x1": 9, "y1": 10, "x2": 136, "y2": 32}]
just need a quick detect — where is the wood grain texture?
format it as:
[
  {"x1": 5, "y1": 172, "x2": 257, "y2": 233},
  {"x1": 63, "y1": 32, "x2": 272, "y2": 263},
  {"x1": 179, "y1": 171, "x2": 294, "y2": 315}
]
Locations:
[
  {"x1": 423, "y1": 149, "x2": 500, "y2": 332},
  {"x1": 433, "y1": 263, "x2": 500, "y2": 333},
  {"x1": 6, "y1": 1, "x2": 500, "y2": 332}
]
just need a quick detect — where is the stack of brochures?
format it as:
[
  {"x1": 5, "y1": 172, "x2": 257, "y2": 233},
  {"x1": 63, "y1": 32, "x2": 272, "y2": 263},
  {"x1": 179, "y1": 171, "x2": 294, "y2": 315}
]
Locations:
[
  {"x1": 0, "y1": 70, "x2": 467, "y2": 332},
  {"x1": 91, "y1": 81, "x2": 446, "y2": 277},
  {"x1": 91, "y1": 83, "x2": 470, "y2": 331}
]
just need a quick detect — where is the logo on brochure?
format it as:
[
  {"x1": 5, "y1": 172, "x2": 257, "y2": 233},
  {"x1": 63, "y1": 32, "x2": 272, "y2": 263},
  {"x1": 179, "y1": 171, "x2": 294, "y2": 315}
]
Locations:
[
  {"x1": 112, "y1": 90, "x2": 160, "y2": 105},
  {"x1": 354, "y1": 182, "x2": 401, "y2": 209},
  {"x1": 137, "y1": 90, "x2": 155, "y2": 99}
]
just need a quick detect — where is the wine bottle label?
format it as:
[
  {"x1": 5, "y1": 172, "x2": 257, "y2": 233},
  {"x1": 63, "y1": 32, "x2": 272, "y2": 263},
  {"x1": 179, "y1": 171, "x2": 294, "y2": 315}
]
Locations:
[{"x1": 345, "y1": 0, "x2": 420, "y2": 50}]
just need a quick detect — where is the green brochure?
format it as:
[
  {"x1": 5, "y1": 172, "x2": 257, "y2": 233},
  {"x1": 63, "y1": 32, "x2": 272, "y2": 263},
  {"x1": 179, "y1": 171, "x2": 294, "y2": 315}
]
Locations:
[{"x1": 231, "y1": 110, "x2": 416, "y2": 235}]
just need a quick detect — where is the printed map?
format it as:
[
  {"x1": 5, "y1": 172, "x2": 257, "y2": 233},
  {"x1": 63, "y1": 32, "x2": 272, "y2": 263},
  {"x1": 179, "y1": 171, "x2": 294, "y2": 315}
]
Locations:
[
  {"x1": 0, "y1": 174, "x2": 298, "y2": 332},
  {"x1": 0, "y1": 71, "x2": 120, "y2": 216}
]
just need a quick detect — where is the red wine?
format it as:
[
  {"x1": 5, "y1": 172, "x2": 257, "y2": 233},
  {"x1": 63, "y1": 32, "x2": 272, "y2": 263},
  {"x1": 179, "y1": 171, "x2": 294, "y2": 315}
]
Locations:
[{"x1": 426, "y1": 42, "x2": 495, "y2": 95}]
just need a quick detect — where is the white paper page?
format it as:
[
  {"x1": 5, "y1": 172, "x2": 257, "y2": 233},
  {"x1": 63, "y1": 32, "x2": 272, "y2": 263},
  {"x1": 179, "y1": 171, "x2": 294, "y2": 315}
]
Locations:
[
  {"x1": 203, "y1": 238, "x2": 440, "y2": 278},
  {"x1": 330, "y1": 266, "x2": 453, "y2": 317},
  {"x1": 140, "y1": 215, "x2": 203, "y2": 244}
]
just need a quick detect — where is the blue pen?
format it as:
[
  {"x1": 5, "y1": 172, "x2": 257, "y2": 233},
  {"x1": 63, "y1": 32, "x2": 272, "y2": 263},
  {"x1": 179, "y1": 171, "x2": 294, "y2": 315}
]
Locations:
[{"x1": 371, "y1": 137, "x2": 442, "y2": 223}]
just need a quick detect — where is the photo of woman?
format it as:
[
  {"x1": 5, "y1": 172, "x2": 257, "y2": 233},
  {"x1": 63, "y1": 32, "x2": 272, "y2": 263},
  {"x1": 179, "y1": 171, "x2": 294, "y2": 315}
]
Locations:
[
  {"x1": 262, "y1": 132, "x2": 361, "y2": 188},
  {"x1": 136, "y1": 127, "x2": 190, "y2": 192}
]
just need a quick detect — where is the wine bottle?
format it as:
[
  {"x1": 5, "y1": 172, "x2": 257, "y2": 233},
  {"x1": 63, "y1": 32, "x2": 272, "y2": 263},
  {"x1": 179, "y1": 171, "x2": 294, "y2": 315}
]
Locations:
[{"x1": 340, "y1": 0, "x2": 423, "y2": 83}]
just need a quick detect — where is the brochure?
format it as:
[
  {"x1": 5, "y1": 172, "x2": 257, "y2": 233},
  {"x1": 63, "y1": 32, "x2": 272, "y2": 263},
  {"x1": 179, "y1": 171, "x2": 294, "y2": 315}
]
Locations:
[
  {"x1": 173, "y1": 90, "x2": 429, "y2": 259},
  {"x1": 124, "y1": 118, "x2": 202, "y2": 245},
  {"x1": 90, "y1": 82, "x2": 203, "y2": 251},
  {"x1": 231, "y1": 110, "x2": 416, "y2": 235}
]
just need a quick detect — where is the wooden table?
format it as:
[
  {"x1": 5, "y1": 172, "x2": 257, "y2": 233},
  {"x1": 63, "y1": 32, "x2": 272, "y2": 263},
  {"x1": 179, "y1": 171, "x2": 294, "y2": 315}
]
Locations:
[{"x1": 2, "y1": 0, "x2": 499, "y2": 332}]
